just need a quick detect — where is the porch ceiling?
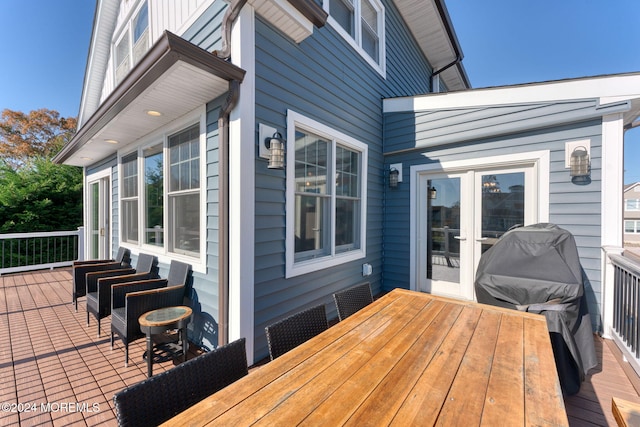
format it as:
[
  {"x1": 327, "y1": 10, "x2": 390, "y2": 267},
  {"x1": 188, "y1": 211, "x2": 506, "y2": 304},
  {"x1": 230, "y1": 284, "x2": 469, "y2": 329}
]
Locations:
[{"x1": 54, "y1": 31, "x2": 245, "y2": 168}]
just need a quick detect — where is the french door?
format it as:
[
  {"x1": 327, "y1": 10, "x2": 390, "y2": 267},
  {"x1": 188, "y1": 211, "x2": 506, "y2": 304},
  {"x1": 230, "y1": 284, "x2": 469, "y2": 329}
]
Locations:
[
  {"x1": 416, "y1": 165, "x2": 536, "y2": 300},
  {"x1": 87, "y1": 175, "x2": 111, "y2": 260}
]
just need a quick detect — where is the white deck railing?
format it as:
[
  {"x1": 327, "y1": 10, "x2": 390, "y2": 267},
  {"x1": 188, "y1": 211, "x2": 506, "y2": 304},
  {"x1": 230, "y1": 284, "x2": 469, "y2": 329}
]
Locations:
[
  {"x1": 0, "y1": 228, "x2": 83, "y2": 275},
  {"x1": 609, "y1": 251, "x2": 640, "y2": 376}
]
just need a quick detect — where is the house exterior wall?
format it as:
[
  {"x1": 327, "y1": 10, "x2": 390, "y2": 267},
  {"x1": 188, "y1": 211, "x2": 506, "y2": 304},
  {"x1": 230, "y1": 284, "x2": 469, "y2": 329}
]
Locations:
[
  {"x1": 251, "y1": 0, "x2": 434, "y2": 359},
  {"x1": 383, "y1": 104, "x2": 605, "y2": 331},
  {"x1": 624, "y1": 183, "x2": 640, "y2": 245}
]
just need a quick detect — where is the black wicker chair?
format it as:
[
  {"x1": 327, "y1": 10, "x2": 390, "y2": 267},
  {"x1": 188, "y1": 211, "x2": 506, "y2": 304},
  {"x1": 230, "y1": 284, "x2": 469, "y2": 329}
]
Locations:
[
  {"x1": 110, "y1": 260, "x2": 192, "y2": 366},
  {"x1": 72, "y1": 247, "x2": 131, "y2": 310},
  {"x1": 333, "y1": 282, "x2": 373, "y2": 321},
  {"x1": 86, "y1": 253, "x2": 158, "y2": 337},
  {"x1": 113, "y1": 337, "x2": 248, "y2": 427},
  {"x1": 265, "y1": 303, "x2": 328, "y2": 360}
]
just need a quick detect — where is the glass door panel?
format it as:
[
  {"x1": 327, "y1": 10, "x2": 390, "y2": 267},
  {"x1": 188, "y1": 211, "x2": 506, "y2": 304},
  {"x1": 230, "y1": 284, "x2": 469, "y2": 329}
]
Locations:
[
  {"x1": 89, "y1": 182, "x2": 100, "y2": 259},
  {"x1": 479, "y1": 172, "x2": 525, "y2": 254}
]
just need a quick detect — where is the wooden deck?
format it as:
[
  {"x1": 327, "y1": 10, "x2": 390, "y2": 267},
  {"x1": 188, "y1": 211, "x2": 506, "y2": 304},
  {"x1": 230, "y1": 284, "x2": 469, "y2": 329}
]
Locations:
[{"x1": 0, "y1": 268, "x2": 639, "y2": 426}]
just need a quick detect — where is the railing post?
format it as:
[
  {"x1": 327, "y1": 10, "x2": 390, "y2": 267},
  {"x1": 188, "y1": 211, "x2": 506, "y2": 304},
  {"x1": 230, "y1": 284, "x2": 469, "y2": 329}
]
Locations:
[
  {"x1": 602, "y1": 245, "x2": 624, "y2": 338},
  {"x1": 77, "y1": 226, "x2": 85, "y2": 262}
]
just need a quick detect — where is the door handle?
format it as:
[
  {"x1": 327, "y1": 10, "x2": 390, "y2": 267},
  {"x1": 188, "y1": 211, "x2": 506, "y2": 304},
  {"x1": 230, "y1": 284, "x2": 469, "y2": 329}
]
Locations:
[
  {"x1": 476, "y1": 237, "x2": 488, "y2": 241},
  {"x1": 453, "y1": 236, "x2": 466, "y2": 240},
  {"x1": 100, "y1": 228, "x2": 105, "y2": 237}
]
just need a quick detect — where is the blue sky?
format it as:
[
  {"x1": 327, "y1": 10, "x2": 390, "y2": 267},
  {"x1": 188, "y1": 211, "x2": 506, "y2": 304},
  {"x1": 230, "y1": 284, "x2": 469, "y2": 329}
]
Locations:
[{"x1": 0, "y1": 1, "x2": 639, "y2": 182}]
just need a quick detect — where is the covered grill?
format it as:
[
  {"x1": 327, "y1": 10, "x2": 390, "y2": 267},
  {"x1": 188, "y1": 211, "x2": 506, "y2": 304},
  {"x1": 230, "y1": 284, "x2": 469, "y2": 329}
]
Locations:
[{"x1": 474, "y1": 223, "x2": 597, "y2": 395}]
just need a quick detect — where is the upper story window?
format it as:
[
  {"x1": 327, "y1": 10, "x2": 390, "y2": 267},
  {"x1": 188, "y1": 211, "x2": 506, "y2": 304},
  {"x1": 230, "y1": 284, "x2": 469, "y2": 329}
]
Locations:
[
  {"x1": 286, "y1": 110, "x2": 368, "y2": 278},
  {"x1": 625, "y1": 220, "x2": 640, "y2": 234},
  {"x1": 115, "y1": 2, "x2": 149, "y2": 85},
  {"x1": 325, "y1": 0, "x2": 385, "y2": 76},
  {"x1": 626, "y1": 199, "x2": 640, "y2": 211}
]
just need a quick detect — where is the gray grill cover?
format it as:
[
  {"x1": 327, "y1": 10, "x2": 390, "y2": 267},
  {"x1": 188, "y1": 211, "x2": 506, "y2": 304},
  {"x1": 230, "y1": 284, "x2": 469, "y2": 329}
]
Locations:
[{"x1": 474, "y1": 223, "x2": 597, "y2": 395}]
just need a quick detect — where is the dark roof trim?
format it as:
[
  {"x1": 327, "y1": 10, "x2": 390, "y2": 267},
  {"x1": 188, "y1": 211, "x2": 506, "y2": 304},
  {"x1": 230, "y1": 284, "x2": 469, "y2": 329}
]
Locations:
[
  {"x1": 433, "y1": 0, "x2": 470, "y2": 88},
  {"x1": 54, "y1": 30, "x2": 246, "y2": 164},
  {"x1": 289, "y1": 0, "x2": 328, "y2": 28}
]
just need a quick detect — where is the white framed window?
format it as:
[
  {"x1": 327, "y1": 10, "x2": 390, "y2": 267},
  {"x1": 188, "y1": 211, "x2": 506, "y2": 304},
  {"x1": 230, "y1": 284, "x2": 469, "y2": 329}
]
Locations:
[
  {"x1": 118, "y1": 111, "x2": 205, "y2": 270},
  {"x1": 114, "y1": 1, "x2": 149, "y2": 85},
  {"x1": 625, "y1": 220, "x2": 640, "y2": 234},
  {"x1": 626, "y1": 199, "x2": 640, "y2": 211},
  {"x1": 286, "y1": 110, "x2": 368, "y2": 278},
  {"x1": 325, "y1": 0, "x2": 385, "y2": 76}
]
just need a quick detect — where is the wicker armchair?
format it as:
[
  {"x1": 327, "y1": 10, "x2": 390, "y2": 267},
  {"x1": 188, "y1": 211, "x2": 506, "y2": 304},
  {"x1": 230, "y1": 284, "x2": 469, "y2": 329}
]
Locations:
[
  {"x1": 265, "y1": 303, "x2": 328, "y2": 360},
  {"x1": 86, "y1": 253, "x2": 158, "y2": 337},
  {"x1": 333, "y1": 282, "x2": 373, "y2": 321},
  {"x1": 110, "y1": 260, "x2": 191, "y2": 366},
  {"x1": 72, "y1": 247, "x2": 131, "y2": 310},
  {"x1": 113, "y1": 337, "x2": 248, "y2": 427}
]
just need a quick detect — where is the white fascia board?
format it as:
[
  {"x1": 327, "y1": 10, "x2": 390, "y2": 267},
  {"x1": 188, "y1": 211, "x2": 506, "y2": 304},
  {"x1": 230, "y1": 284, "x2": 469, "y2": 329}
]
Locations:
[{"x1": 384, "y1": 73, "x2": 640, "y2": 113}]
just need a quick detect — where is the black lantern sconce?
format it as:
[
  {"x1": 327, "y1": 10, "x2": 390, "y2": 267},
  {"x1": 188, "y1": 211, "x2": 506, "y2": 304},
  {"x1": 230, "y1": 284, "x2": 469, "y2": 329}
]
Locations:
[
  {"x1": 265, "y1": 131, "x2": 285, "y2": 169},
  {"x1": 570, "y1": 146, "x2": 590, "y2": 179},
  {"x1": 389, "y1": 167, "x2": 400, "y2": 188},
  {"x1": 428, "y1": 186, "x2": 437, "y2": 199}
]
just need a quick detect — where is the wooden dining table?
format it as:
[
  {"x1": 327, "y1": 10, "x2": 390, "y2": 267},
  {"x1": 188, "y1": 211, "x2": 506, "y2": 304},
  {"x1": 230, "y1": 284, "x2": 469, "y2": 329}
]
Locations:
[{"x1": 162, "y1": 288, "x2": 568, "y2": 426}]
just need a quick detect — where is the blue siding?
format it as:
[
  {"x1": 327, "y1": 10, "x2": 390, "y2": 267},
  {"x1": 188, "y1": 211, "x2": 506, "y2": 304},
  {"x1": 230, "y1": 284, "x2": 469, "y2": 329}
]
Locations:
[
  {"x1": 383, "y1": 109, "x2": 604, "y2": 331},
  {"x1": 252, "y1": 0, "x2": 433, "y2": 359}
]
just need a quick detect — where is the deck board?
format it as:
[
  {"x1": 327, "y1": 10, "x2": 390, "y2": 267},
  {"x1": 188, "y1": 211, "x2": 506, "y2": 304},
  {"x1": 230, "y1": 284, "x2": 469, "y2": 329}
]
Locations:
[{"x1": 0, "y1": 268, "x2": 638, "y2": 426}]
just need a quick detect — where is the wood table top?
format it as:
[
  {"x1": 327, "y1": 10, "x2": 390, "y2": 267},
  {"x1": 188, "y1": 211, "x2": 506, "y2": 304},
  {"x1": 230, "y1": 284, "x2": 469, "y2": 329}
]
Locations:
[{"x1": 162, "y1": 288, "x2": 568, "y2": 426}]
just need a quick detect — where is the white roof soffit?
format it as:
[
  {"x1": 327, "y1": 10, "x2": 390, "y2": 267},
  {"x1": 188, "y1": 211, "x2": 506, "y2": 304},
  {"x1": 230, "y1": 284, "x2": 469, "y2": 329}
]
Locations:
[
  {"x1": 248, "y1": 0, "x2": 328, "y2": 43},
  {"x1": 54, "y1": 31, "x2": 245, "y2": 168},
  {"x1": 393, "y1": 0, "x2": 470, "y2": 91},
  {"x1": 383, "y1": 73, "x2": 640, "y2": 127}
]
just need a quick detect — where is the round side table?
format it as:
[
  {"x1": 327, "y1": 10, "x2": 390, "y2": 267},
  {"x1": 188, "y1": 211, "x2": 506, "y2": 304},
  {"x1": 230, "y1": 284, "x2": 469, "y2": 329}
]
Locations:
[{"x1": 139, "y1": 305, "x2": 192, "y2": 377}]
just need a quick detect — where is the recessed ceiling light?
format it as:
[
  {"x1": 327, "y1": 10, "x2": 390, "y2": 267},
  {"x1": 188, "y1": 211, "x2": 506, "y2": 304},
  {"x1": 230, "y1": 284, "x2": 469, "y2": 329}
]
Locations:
[
  {"x1": 146, "y1": 110, "x2": 162, "y2": 117},
  {"x1": 104, "y1": 139, "x2": 119, "y2": 144},
  {"x1": 81, "y1": 156, "x2": 93, "y2": 161}
]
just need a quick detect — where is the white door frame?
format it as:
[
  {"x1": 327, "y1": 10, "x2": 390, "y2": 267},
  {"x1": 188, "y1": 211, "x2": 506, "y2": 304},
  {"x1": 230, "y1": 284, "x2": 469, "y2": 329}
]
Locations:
[
  {"x1": 409, "y1": 150, "x2": 550, "y2": 299},
  {"x1": 85, "y1": 169, "x2": 112, "y2": 260}
]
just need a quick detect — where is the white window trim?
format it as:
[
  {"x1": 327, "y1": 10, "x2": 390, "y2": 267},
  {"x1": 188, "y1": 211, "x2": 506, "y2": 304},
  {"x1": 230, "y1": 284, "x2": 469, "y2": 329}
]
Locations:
[
  {"x1": 285, "y1": 110, "x2": 368, "y2": 278},
  {"x1": 117, "y1": 107, "x2": 207, "y2": 273},
  {"x1": 324, "y1": 0, "x2": 386, "y2": 78}
]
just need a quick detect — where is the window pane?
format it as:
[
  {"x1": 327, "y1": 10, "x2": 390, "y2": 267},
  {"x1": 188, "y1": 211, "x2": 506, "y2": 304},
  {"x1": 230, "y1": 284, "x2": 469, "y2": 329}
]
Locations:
[
  {"x1": 335, "y1": 198, "x2": 360, "y2": 251},
  {"x1": 170, "y1": 192, "x2": 200, "y2": 256},
  {"x1": 331, "y1": 0, "x2": 355, "y2": 37},
  {"x1": 294, "y1": 194, "x2": 329, "y2": 259},
  {"x1": 133, "y1": 3, "x2": 148, "y2": 43},
  {"x1": 361, "y1": 0, "x2": 379, "y2": 61},
  {"x1": 335, "y1": 145, "x2": 359, "y2": 197},
  {"x1": 169, "y1": 124, "x2": 200, "y2": 192},
  {"x1": 626, "y1": 221, "x2": 636, "y2": 233},
  {"x1": 626, "y1": 199, "x2": 640, "y2": 210},
  {"x1": 121, "y1": 153, "x2": 138, "y2": 198},
  {"x1": 116, "y1": 33, "x2": 130, "y2": 66},
  {"x1": 295, "y1": 130, "x2": 329, "y2": 194},
  {"x1": 122, "y1": 200, "x2": 139, "y2": 244},
  {"x1": 144, "y1": 144, "x2": 163, "y2": 246}
]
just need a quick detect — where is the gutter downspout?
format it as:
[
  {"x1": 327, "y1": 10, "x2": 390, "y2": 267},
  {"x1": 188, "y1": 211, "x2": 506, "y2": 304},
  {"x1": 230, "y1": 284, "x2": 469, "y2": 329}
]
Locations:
[
  {"x1": 431, "y1": 0, "x2": 466, "y2": 92},
  {"x1": 214, "y1": 0, "x2": 247, "y2": 346}
]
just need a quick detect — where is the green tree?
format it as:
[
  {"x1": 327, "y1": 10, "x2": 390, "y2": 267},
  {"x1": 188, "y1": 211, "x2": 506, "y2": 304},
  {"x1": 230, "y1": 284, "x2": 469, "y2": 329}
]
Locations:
[
  {"x1": 0, "y1": 108, "x2": 82, "y2": 233},
  {"x1": 0, "y1": 157, "x2": 83, "y2": 232}
]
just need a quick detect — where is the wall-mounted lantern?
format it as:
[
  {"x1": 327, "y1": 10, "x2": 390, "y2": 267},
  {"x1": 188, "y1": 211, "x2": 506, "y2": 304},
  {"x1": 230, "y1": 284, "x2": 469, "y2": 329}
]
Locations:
[
  {"x1": 266, "y1": 132, "x2": 285, "y2": 169},
  {"x1": 428, "y1": 186, "x2": 437, "y2": 199},
  {"x1": 389, "y1": 167, "x2": 400, "y2": 188},
  {"x1": 569, "y1": 146, "x2": 590, "y2": 178}
]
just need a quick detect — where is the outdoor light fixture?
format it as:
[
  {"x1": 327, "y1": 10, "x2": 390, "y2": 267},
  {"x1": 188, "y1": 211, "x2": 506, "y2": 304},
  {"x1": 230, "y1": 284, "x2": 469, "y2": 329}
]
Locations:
[
  {"x1": 266, "y1": 132, "x2": 285, "y2": 169},
  {"x1": 570, "y1": 146, "x2": 590, "y2": 178},
  {"x1": 389, "y1": 167, "x2": 400, "y2": 188},
  {"x1": 428, "y1": 186, "x2": 437, "y2": 199}
]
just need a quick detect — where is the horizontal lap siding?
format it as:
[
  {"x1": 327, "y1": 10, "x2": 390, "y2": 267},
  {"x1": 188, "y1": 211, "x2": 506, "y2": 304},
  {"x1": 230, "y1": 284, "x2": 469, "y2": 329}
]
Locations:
[
  {"x1": 252, "y1": 0, "x2": 432, "y2": 360},
  {"x1": 384, "y1": 108, "x2": 604, "y2": 330}
]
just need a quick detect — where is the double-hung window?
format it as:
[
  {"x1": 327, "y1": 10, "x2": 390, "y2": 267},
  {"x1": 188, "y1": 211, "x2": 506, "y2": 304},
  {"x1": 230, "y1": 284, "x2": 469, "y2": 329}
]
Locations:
[
  {"x1": 114, "y1": 1, "x2": 149, "y2": 85},
  {"x1": 119, "y1": 118, "x2": 203, "y2": 265},
  {"x1": 625, "y1": 220, "x2": 640, "y2": 234},
  {"x1": 286, "y1": 111, "x2": 368, "y2": 277},
  {"x1": 326, "y1": 0, "x2": 385, "y2": 75},
  {"x1": 626, "y1": 199, "x2": 640, "y2": 211},
  {"x1": 121, "y1": 153, "x2": 139, "y2": 244}
]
